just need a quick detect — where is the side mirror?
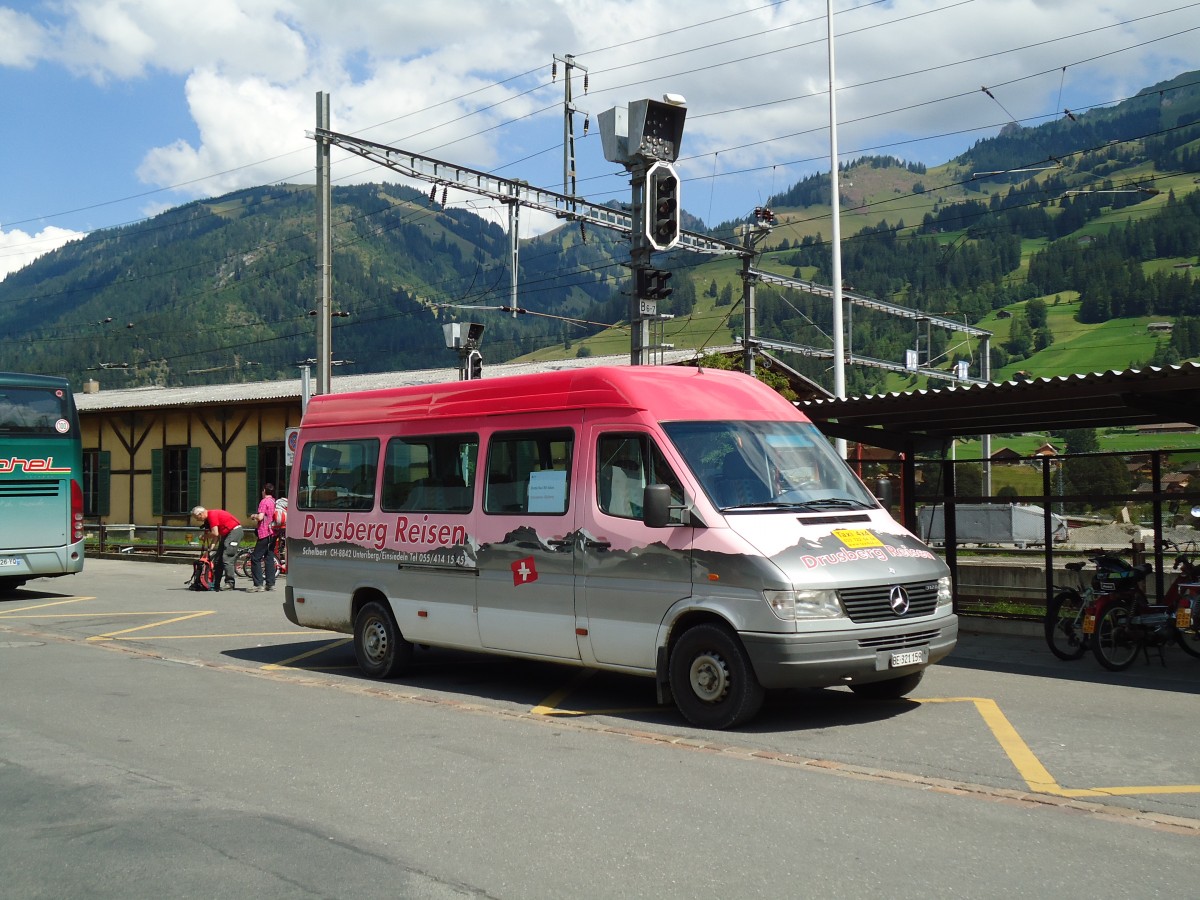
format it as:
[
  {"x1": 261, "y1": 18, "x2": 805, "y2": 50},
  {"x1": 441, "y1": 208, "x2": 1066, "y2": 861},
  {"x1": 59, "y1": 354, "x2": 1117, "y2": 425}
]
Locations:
[{"x1": 643, "y1": 484, "x2": 672, "y2": 528}]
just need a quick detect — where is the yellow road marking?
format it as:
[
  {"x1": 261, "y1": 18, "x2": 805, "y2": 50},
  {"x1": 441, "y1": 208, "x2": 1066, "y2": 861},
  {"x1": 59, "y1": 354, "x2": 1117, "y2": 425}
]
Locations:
[
  {"x1": 0, "y1": 596, "x2": 95, "y2": 615},
  {"x1": 531, "y1": 670, "x2": 597, "y2": 715},
  {"x1": 117, "y1": 632, "x2": 304, "y2": 640},
  {"x1": 918, "y1": 697, "x2": 1200, "y2": 798},
  {"x1": 263, "y1": 638, "x2": 353, "y2": 670},
  {"x1": 87, "y1": 611, "x2": 215, "y2": 641}
]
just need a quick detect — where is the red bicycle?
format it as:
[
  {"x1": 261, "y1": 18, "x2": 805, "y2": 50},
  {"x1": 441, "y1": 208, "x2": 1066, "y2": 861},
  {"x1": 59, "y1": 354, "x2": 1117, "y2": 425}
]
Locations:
[{"x1": 1090, "y1": 539, "x2": 1200, "y2": 670}]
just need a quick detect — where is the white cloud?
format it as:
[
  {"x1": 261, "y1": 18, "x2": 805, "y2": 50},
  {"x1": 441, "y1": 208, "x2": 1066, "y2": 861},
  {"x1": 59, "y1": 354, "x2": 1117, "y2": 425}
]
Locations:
[
  {"x1": 0, "y1": 7, "x2": 46, "y2": 67},
  {"x1": 0, "y1": 225, "x2": 87, "y2": 281},
  {"x1": 5, "y1": 0, "x2": 1198, "y2": 234}
]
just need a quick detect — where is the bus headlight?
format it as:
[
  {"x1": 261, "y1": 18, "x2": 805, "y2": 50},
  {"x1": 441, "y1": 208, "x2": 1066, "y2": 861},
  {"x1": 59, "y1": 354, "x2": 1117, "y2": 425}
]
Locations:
[
  {"x1": 936, "y1": 576, "x2": 953, "y2": 611},
  {"x1": 765, "y1": 589, "x2": 843, "y2": 620}
]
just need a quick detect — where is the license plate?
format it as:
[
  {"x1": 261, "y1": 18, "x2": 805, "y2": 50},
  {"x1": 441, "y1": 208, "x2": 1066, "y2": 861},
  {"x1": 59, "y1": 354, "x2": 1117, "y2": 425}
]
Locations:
[
  {"x1": 890, "y1": 648, "x2": 927, "y2": 668},
  {"x1": 1083, "y1": 614, "x2": 1096, "y2": 634},
  {"x1": 0, "y1": 557, "x2": 21, "y2": 568},
  {"x1": 1178, "y1": 607, "x2": 1192, "y2": 629}
]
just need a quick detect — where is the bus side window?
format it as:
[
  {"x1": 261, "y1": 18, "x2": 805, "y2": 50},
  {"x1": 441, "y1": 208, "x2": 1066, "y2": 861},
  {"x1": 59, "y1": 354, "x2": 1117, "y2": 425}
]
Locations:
[
  {"x1": 297, "y1": 439, "x2": 379, "y2": 511},
  {"x1": 598, "y1": 433, "x2": 686, "y2": 523},
  {"x1": 382, "y1": 434, "x2": 478, "y2": 513},
  {"x1": 484, "y1": 429, "x2": 573, "y2": 516}
]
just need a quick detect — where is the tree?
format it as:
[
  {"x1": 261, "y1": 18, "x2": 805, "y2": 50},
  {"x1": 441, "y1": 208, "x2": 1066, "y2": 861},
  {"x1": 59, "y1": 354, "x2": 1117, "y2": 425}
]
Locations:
[
  {"x1": 1026, "y1": 297, "x2": 1048, "y2": 329},
  {"x1": 1005, "y1": 313, "x2": 1034, "y2": 357}
]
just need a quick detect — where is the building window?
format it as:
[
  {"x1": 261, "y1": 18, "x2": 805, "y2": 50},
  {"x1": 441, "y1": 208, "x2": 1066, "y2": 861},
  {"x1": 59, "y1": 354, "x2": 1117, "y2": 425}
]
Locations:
[
  {"x1": 261, "y1": 443, "x2": 287, "y2": 499},
  {"x1": 164, "y1": 447, "x2": 191, "y2": 515},
  {"x1": 82, "y1": 449, "x2": 110, "y2": 517},
  {"x1": 152, "y1": 446, "x2": 199, "y2": 517}
]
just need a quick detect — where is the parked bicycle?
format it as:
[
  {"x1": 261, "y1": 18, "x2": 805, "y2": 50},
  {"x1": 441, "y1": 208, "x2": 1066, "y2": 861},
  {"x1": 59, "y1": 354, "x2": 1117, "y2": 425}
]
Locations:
[
  {"x1": 1091, "y1": 538, "x2": 1200, "y2": 670},
  {"x1": 235, "y1": 539, "x2": 287, "y2": 582},
  {"x1": 1045, "y1": 551, "x2": 1149, "y2": 661}
]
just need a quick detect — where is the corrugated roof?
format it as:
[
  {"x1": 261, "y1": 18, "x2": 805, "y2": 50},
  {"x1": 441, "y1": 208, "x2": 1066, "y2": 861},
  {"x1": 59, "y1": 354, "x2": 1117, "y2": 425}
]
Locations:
[{"x1": 801, "y1": 362, "x2": 1200, "y2": 451}]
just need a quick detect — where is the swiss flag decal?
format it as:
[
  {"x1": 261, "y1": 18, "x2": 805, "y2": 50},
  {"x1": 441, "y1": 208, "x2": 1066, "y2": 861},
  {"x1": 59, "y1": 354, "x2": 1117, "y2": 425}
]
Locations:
[{"x1": 511, "y1": 556, "x2": 538, "y2": 586}]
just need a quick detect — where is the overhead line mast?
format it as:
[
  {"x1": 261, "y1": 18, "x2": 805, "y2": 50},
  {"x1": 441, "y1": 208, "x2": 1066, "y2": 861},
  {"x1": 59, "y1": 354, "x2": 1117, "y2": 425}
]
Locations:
[{"x1": 308, "y1": 94, "x2": 992, "y2": 390}]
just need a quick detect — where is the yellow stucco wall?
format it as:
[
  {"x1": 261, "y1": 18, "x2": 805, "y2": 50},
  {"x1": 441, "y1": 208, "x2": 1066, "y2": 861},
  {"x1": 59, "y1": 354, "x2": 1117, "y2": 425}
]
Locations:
[{"x1": 80, "y1": 398, "x2": 301, "y2": 526}]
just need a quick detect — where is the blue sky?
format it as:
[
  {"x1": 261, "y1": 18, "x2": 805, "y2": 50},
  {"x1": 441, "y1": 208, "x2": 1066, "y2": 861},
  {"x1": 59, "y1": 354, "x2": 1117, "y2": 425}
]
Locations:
[{"x1": 2, "y1": 0, "x2": 1197, "y2": 280}]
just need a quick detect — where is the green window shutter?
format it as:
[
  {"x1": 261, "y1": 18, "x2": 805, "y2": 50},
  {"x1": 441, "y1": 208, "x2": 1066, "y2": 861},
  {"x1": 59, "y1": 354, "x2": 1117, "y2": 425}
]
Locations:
[
  {"x1": 246, "y1": 445, "x2": 260, "y2": 514},
  {"x1": 188, "y1": 447, "x2": 201, "y2": 510},
  {"x1": 98, "y1": 451, "x2": 111, "y2": 517},
  {"x1": 151, "y1": 449, "x2": 163, "y2": 517}
]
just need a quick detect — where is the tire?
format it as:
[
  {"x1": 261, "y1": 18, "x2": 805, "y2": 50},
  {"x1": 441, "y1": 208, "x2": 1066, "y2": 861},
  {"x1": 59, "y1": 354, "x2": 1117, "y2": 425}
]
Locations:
[
  {"x1": 668, "y1": 623, "x2": 765, "y2": 730},
  {"x1": 1091, "y1": 605, "x2": 1139, "y2": 671},
  {"x1": 1175, "y1": 597, "x2": 1200, "y2": 659},
  {"x1": 849, "y1": 669, "x2": 924, "y2": 700},
  {"x1": 0, "y1": 576, "x2": 27, "y2": 593},
  {"x1": 353, "y1": 600, "x2": 412, "y2": 679},
  {"x1": 236, "y1": 550, "x2": 253, "y2": 580},
  {"x1": 1045, "y1": 590, "x2": 1089, "y2": 660}
]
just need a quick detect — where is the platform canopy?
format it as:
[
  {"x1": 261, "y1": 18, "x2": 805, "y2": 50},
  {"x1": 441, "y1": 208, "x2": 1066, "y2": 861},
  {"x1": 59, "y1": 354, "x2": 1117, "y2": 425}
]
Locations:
[{"x1": 801, "y1": 363, "x2": 1200, "y2": 453}]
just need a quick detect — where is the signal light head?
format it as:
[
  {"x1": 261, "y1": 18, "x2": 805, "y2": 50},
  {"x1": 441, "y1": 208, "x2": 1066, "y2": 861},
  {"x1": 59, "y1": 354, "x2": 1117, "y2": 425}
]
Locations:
[{"x1": 645, "y1": 161, "x2": 680, "y2": 251}]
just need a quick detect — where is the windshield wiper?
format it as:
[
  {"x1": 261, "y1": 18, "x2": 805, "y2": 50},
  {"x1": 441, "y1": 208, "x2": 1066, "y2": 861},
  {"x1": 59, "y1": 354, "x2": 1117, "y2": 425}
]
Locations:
[
  {"x1": 793, "y1": 497, "x2": 874, "y2": 510},
  {"x1": 720, "y1": 497, "x2": 874, "y2": 512}
]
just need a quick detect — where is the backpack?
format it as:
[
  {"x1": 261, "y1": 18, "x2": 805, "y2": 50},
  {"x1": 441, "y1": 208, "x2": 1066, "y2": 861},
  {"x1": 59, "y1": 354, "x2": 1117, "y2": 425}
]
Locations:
[
  {"x1": 273, "y1": 502, "x2": 288, "y2": 534},
  {"x1": 186, "y1": 554, "x2": 215, "y2": 591}
]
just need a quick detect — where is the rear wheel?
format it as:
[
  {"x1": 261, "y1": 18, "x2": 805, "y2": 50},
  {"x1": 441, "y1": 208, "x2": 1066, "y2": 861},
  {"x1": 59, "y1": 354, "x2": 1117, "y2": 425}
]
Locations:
[
  {"x1": 1175, "y1": 595, "x2": 1200, "y2": 659},
  {"x1": 0, "y1": 576, "x2": 27, "y2": 593},
  {"x1": 668, "y1": 623, "x2": 764, "y2": 730},
  {"x1": 1045, "y1": 590, "x2": 1089, "y2": 660},
  {"x1": 236, "y1": 549, "x2": 253, "y2": 580},
  {"x1": 353, "y1": 600, "x2": 412, "y2": 679},
  {"x1": 1092, "y1": 605, "x2": 1139, "y2": 671},
  {"x1": 849, "y1": 670, "x2": 924, "y2": 700}
]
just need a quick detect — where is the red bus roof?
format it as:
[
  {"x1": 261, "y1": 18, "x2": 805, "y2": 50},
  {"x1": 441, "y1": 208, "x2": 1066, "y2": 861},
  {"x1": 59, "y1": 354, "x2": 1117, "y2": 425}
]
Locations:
[{"x1": 301, "y1": 365, "x2": 807, "y2": 429}]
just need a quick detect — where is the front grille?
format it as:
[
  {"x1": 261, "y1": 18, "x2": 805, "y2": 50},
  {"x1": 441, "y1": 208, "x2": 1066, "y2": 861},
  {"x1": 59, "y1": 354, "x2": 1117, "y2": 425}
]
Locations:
[
  {"x1": 838, "y1": 580, "x2": 940, "y2": 623},
  {"x1": 859, "y1": 629, "x2": 941, "y2": 650}
]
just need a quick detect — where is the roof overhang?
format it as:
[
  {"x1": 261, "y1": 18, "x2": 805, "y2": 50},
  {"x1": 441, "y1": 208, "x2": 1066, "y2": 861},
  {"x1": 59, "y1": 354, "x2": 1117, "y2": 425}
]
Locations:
[{"x1": 802, "y1": 363, "x2": 1200, "y2": 453}]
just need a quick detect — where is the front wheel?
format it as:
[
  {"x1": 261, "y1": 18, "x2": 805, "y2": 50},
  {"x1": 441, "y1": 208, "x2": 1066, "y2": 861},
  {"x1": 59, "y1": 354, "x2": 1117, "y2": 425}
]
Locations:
[
  {"x1": 353, "y1": 600, "x2": 413, "y2": 679},
  {"x1": 668, "y1": 623, "x2": 765, "y2": 730},
  {"x1": 236, "y1": 549, "x2": 253, "y2": 580},
  {"x1": 1045, "y1": 590, "x2": 1089, "y2": 660},
  {"x1": 1092, "y1": 605, "x2": 1139, "y2": 671}
]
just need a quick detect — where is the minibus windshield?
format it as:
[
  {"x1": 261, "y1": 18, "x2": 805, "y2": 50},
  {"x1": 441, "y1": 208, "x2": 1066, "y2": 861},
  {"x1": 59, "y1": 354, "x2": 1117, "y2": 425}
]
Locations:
[{"x1": 662, "y1": 420, "x2": 878, "y2": 511}]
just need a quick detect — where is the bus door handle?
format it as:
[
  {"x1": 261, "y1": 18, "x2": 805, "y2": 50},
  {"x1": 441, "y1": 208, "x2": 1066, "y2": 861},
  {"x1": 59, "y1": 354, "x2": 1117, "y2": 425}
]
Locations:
[
  {"x1": 580, "y1": 536, "x2": 610, "y2": 551},
  {"x1": 546, "y1": 538, "x2": 575, "y2": 552}
]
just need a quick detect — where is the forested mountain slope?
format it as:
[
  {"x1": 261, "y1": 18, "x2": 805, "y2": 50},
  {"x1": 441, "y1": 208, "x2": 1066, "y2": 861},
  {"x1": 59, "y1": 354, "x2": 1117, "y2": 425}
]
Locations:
[{"x1": 1, "y1": 71, "x2": 1198, "y2": 392}]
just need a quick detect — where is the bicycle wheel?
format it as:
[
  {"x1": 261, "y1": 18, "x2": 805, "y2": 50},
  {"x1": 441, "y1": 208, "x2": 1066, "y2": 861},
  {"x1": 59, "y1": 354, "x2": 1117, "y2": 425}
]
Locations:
[
  {"x1": 1091, "y1": 605, "x2": 1139, "y2": 671},
  {"x1": 1045, "y1": 590, "x2": 1089, "y2": 660},
  {"x1": 236, "y1": 549, "x2": 254, "y2": 580},
  {"x1": 1175, "y1": 595, "x2": 1200, "y2": 659}
]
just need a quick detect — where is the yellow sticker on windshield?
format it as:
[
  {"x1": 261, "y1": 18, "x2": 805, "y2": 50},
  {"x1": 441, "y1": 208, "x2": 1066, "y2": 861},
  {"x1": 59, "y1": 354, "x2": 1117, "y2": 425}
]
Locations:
[{"x1": 832, "y1": 528, "x2": 883, "y2": 549}]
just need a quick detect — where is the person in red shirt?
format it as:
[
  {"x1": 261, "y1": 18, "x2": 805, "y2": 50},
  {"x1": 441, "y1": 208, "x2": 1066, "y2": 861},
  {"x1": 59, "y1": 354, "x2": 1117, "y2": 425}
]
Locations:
[{"x1": 191, "y1": 506, "x2": 245, "y2": 591}]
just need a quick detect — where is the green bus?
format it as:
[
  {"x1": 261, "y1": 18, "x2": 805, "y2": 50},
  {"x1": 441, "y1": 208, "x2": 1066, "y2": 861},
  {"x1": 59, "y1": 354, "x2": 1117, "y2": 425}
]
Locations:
[{"x1": 0, "y1": 372, "x2": 85, "y2": 592}]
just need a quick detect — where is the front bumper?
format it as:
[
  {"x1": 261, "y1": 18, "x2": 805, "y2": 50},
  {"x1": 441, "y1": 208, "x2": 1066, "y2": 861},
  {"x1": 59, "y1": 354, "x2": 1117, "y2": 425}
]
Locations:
[{"x1": 740, "y1": 614, "x2": 958, "y2": 689}]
